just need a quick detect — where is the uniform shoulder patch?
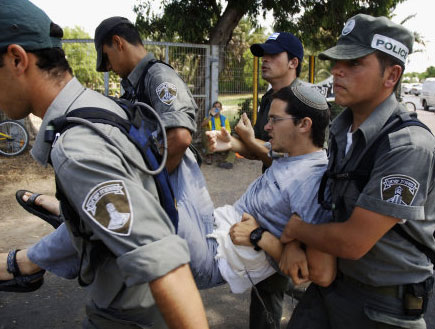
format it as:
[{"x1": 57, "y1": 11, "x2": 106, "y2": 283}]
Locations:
[
  {"x1": 156, "y1": 82, "x2": 177, "y2": 105},
  {"x1": 380, "y1": 174, "x2": 420, "y2": 206},
  {"x1": 82, "y1": 180, "x2": 133, "y2": 236}
]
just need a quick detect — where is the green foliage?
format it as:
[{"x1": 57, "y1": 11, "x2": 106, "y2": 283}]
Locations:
[
  {"x1": 134, "y1": 0, "x2": 222, "y2": 43},
  {"x1": 275, "y1": 0, "x2": 405, "y2": 52},
  {"x1": 403, "y1": 66, "x2": 435, "y2": 82},
  {"x1": 422, "y1": 66, "x2": 435, "y2": 79},
  {"x1": 134, "y1": 0, "x2": 404, "y2": 49},
  {"x1": 62, "y1": 27, "x2": 104, "y2": 89},
  {"x1": 62, "y1": 27, "x2": 121, "y2": 95}
]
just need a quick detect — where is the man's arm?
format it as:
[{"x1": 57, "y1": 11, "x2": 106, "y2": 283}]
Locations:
[
  {"x1": 281, "y1": 208, "x2": 400, "y2": 259},
  {"x1": 229, "y1": 213, "x2": 283, "y2": 262},
  {"x1": 231, "y1": 214, "x2": 336, "y2": 287},
  {"x1": 166, "y1": 127, "x2": 192, "y2": 173},
  {"x1": 234, "y1": 113, "x2": 271, "y2": 165},
  {"x1": 206, "y1": 127, "x2": 271, "y2": 166},
  {"x1": 150, "y1": 264, "x2": 209, "y2": 329}
]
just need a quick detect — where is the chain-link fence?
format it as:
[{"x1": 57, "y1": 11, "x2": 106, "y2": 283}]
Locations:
[{"x1": 217, "y1": 47, "x2": 269, "y2": 129}]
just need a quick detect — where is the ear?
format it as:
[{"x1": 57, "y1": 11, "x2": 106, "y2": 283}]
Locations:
[
  {"x1": 384, "y1": 64, "x2": 402, "y2": 89},
  {"x1": 288, "y1": 57, "x2": 299, "y2": 70},
  {"x1": 112, "y1": 35, "x2": 124, "y2": 51},
  {"x1": 6, "y1": 44, "x2": 29, "y2": 75},
  {"x1": 298, "y1": 117, "x2": 312, "y2": 132}
]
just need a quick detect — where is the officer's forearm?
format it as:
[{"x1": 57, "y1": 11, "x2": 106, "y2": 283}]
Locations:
[
  {"x1": 166, "y1": 127, "x2": 192, "y2": 173},
  {"x1": 281, "y1": 209, "x2": 400, "y2": 260},
  {"x1": 150, "y1": 264, "x2": 209, "y2": 329}
]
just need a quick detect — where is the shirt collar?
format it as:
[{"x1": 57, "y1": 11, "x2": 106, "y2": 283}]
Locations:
[
  {"x1": 123, "y1": 53, "x2": 156, "y2": 89},
  {"x1": 331, "y1": 93, "x2": 398, "y2": 145},
  {"x1": 31, "y1": 77, "x2": 86, "y2": 166}
]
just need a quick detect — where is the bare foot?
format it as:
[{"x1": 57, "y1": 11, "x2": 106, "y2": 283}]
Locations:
[
  {"x1": 0, "y1": 249, "x2": 42, "y2": 280},
  {"x1": 22, "y1": 192, "x2": 61, "y2": 216}
]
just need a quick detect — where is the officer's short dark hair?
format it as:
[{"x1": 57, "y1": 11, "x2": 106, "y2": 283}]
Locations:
[
  {"x1": 374, "y1": 50, "x2": 404, "y2": 92},
  {"x1": 102, "y1": 23, "x2": 143, "y2": 47},
  {"x1": 30, "y1": 48, "x2": 72, "y2": 76},
  {"x1": 0, "y1": 47, "x2": 71, "y2": 77},
  {"x1": 272, "y1": 86, "x2": 330, "y2": 148}
]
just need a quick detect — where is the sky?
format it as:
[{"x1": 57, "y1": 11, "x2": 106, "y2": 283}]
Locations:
[{"x1": 31, "y1": 0, "x2": 434, "y2": 73}]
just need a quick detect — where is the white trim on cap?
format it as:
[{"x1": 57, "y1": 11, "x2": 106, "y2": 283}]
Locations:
[
  {"x1": 268, "y1": 32, "x2": 280, "y2": 40},
  {"x1": 371, "y1": 34, "x2": 409, "y2": 63}
]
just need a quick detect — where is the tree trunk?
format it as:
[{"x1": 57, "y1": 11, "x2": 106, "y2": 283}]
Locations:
[{"x1": 209, "y1": 0, "x2": 253, "y2": 46}]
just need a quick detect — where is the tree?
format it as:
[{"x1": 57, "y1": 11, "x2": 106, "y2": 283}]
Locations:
[
  {"x1": 134, "y1": 0, "x2": 404, "y2": 49},
  {"x1": 62, "y1": 27, "x2": 104, "y2": 91}
]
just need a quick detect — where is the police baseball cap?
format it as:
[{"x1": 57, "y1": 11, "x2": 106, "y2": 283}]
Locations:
[
  {"x1": 319, "y1": 14, "x2": 414, "y2": 64},
  {"x1": 0, "y1": 0, "x2": 62, "y2": 51},
  {"x1": 250, "y1": 32, "x2": 304, "y2": 61},
  {"x1": 95, "y1": 16, "x2": 134, "y2": 72}
]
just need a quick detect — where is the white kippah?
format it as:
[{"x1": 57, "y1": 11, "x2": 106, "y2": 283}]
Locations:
[{"x1": 291, "y1": 83, "x2": 329, "y2": 111}]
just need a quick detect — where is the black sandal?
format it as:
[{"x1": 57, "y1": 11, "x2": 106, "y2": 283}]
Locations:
[
  {"x1": 0, "y1": 249, "x2": 45, "y2": 293},
  {"x1": 15, "y1": 190, "x2": 62, "y2": 229}
]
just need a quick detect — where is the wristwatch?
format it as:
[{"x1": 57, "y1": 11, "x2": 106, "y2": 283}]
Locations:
[{"x1": 250, "y1": 227, "x2": 268, "y2": 251}]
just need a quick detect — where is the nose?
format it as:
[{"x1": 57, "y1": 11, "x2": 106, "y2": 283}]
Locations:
[
  {"x1": 331, "y1": 61, "x2": 343, "y2": 77},
  {"x1": 264, "y1": 120, "x2": 272, "y2": 132}
]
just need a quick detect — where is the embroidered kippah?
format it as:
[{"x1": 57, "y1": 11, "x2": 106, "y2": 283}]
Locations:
[{"x1": 291, "y1": 83, "x2": 329, "y2": 111}]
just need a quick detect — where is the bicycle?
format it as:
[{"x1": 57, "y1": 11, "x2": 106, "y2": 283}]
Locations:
[
  {"x1": 0, "y1": 120, "x2": 29, "y2": 156},
  {"x1": 404, "y1": 101, "x2": 416, "y2": 112}
]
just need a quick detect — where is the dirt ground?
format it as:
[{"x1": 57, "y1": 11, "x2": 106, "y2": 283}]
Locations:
[{"x1": 0, "y1": 152, "x2": 56, "y2": 253}]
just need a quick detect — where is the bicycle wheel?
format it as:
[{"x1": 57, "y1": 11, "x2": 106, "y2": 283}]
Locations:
[
  {"x1": 404, "y1": 101, "x2": 416, "y2": 112},
  {"x1": 0, "y1": 120, "x2": 29, "y2": 156}
]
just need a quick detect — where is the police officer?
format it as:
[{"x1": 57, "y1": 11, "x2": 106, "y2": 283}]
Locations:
[
  {"x1": 0, "y1": 1, "x2": 209, "y2": 328},
  {"x1": 94, "y1": 16, "x2": 198, "y2": 173},
  {"x1": 281, "y1": 14, "x2": 435, "y2": 329},
  {"x1": 2, "y1": 16, "x2": 218, "y2": 292}
]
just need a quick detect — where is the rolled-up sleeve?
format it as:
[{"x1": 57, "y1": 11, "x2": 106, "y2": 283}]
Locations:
[
  {"x1": 146, "y1": 64, "x2": 197, "y2": 133},
  {"x1": 117, "y1": 235, "x2": 190, "y2": 286}
]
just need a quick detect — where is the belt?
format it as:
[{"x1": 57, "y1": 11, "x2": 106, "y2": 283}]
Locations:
[{"x1": 339, "y1": 273, "x2": 404, "y2": 298}]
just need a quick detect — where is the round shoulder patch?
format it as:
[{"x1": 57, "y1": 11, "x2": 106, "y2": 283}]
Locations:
[
  {"x1": 342, "y1": 19, "x2": 355, "y2": 36},
  {"x1": 156, "y1": 82, "x2": 177, "y2": 105},
  {"x1": 82, "y1": 180, "x2": 133, "y2": 236}
]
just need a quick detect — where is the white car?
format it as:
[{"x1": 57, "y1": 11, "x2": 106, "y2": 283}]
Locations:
[
  {"x1": 401, "y1": 83, "x2": 412, "y2": 94},
  {"x1": 420, "y1": 78, "x2": 435, "y2": 111},
  {"x1": 410, "y1": 83, "x2": 422, "y2": 96}
]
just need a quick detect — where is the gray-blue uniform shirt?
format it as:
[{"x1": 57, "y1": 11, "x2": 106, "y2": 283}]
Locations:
[
  {"x1": 328, "y1": 93, "x2": 435, "y2": 286},
  {"x1": 121, "y1": 53, "x2": 197, "y2": 133},
  {"x1": 31, "y1": 77, "x2": 190, "y2": 326}
]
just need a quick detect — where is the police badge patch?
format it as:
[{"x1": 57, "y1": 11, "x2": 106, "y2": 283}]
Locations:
[
  {"x1": 156, "y1": 82, "x2": 177, "y2": 105},
  {"x1": 82, "y1": 180, "x2": 133, "y2": 236},
  {"x1": 381, "y1": 174, "x2": 420, "y2": 206}
]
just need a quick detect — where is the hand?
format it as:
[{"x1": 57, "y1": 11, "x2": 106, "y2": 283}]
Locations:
[
  {"x1": 280, "y1": 213, "x2": 302, "y2": 244},
  {"x1": 279, "y1": 241, "x2": 309, "y2": 285},
  {"x1": 229, "y1": 213, "x2": 259, "y2": 246},
  {"x1": 205, "y1": 128, "x2": 231, "y2": 152},
  {"x1": 235, "y1": 113, "x2": 255, "y2": 143}
]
